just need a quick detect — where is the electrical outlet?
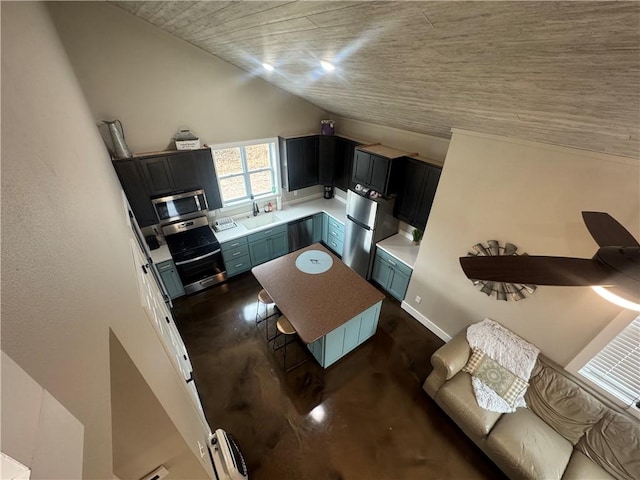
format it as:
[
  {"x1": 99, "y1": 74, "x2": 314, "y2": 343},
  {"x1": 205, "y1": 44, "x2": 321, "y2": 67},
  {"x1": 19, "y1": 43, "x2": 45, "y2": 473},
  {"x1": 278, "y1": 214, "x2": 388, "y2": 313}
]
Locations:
[
  {"x1": 415, "y1": 295, "x2": 422, "y2": 304},
  {"x1": 293, "y1": 190, "x2": 298, "y2": 196},
  {"x1": 140, "y1": 466, "x2": 168, "y2": 480}
]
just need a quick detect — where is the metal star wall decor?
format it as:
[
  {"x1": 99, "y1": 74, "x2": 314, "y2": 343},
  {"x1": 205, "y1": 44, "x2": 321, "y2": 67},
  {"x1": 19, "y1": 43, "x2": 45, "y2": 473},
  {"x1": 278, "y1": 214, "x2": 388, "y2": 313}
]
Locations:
[{"x1": 465, "y1": 241, "x2": 537, "y2": 301}]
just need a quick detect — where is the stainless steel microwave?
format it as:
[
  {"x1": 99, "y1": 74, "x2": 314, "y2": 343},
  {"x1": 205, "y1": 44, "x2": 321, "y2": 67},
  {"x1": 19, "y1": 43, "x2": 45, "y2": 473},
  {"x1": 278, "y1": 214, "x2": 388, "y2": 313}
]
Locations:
[{"x1": 152, "y1": 189, "x2": 208, "y2": 224}]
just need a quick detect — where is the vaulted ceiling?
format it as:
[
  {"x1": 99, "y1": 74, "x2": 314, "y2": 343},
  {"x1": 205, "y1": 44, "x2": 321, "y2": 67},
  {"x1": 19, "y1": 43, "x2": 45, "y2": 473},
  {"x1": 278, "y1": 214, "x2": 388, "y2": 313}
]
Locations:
[{"x1": 112, "y1": 1, "x2": 640, "y2": 159}]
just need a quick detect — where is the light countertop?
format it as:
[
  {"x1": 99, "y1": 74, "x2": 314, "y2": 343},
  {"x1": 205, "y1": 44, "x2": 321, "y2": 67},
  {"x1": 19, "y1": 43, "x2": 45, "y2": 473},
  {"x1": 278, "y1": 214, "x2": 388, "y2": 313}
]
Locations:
[
  {"x1": 252, "y1": 243, "x2": 384, "y2": 344},
  {"x1": 147, "y1": 195, "x2": 420, "y2": 271},
  {"x1": 148, "y1": 196, "x2": 347, "y2": 264},
  {"x1": 213, "y1": 196, "x2": 347, "y2": 244},
  {"x1": 149, "y1": 243, "x2": 172, "y2": 264},
  {"x1": 376, "y1": 234, "x2": 420, "y2": 269}
]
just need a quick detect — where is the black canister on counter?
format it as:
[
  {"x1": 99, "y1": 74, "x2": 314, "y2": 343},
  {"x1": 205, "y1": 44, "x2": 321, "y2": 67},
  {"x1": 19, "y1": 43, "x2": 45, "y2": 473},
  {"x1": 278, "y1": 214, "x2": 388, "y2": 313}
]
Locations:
[
  {"x1": 324, "y1": 186, "x2": 334, "y2": 199},
  {"x1": 145, "y1": 235, "x2": 160, "y2": 250}
]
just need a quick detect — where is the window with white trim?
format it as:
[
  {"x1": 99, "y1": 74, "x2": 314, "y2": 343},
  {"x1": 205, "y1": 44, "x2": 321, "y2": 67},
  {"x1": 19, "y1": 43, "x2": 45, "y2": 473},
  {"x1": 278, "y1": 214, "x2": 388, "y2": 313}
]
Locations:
[
  {"x1": 578, "y1": 314, "x2": 640, "y2": 411},
  {"x1": 211, "y1": 139, "x2": 279, "y2": 206}
]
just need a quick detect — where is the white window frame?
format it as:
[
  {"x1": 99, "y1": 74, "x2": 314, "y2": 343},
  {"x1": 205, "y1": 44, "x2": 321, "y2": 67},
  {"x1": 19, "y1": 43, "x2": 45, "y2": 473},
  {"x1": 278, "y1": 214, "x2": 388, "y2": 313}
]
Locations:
[
  {"x1": 566, "y1": 309, "x2": 640, "y2": 418},
  {"x1": 209, "y1": 138, "x2": 281, "y2": 210}
]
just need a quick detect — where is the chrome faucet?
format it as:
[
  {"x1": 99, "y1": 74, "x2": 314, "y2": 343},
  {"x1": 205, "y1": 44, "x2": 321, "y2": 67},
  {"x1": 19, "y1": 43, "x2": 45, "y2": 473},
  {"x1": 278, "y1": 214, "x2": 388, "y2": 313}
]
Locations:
[{"x1": 253, "y1": 200, "x2": 259, "y2": 216}]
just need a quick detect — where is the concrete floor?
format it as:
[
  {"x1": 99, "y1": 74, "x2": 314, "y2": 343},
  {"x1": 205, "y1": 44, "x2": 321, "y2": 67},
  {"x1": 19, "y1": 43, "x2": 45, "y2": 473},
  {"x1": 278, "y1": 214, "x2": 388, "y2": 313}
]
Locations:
[{"x1": 173, "y1": 272, "x2": 506, "y2": 480}]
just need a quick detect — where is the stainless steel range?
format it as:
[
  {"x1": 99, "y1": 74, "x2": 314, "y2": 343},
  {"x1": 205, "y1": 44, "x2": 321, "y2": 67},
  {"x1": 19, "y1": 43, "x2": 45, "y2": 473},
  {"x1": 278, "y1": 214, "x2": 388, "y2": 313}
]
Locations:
[
  {"x1": 155, "y1": 189, "x2": 227, "y2": 294},
  {"x1": 163, "y1": 215, "x2": 227, "y2": 294}
]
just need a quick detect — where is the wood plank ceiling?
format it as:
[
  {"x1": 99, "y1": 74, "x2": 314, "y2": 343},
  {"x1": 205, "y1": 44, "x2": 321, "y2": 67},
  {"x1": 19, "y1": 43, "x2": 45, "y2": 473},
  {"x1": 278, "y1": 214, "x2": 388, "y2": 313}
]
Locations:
[{"x1": 111, "y1": 1, "x2": 640, "y2": 159}]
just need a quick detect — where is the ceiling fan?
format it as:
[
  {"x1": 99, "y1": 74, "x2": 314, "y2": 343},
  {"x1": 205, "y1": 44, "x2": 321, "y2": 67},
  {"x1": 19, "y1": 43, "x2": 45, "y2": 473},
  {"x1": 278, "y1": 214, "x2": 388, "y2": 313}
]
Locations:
[{"x1": 459, "y1": 212, "x2": 640, "y2": 310}]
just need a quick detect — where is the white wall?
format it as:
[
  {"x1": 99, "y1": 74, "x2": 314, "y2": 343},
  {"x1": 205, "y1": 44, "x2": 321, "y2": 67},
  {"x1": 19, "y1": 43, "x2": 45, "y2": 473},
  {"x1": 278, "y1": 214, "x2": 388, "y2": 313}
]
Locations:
[
  {"x1": 1, "y1": 3, "x2": 211, "y2": 478},
  {"x1": 332, "y1": 116, "x2": 451, "y2": 234},
  {"x1": 1, "y1": 351, "x2": 84, "y2": 480},
  {"x1": 404, "y1": 130, "x2": 640, "y2": 365},
  {"x1": 333, "y1": 116, "x2": 451, "y2": 163},
  {"x1": 1, "y1": 3, "x2": 115, "y2": 475},
  {"x1": 47, "y1": 1, "x2": 328, "y2": 209},
  {"x1": 48, "y1": 2, "x2": 327, "y2": 152},
  {"x1": 109, "y1": 333, "x2": 207, "y2": 480}
]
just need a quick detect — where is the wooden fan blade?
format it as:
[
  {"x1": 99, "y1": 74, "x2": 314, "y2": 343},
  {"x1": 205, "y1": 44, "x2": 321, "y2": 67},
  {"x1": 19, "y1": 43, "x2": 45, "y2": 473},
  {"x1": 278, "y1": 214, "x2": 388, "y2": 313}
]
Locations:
[
  {"x1": 459, "y1": 255, "x2": 613, "y2": 286},
  {"x1": 582, "y1": 211, "x2": 639, "y2": 248}
]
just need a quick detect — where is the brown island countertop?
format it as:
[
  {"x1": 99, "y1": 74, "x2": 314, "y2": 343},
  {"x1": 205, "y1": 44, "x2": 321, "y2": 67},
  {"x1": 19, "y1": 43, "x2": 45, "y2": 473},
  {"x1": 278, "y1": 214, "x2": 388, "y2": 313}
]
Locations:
[{"x1": 251, "y1": 243, "x2": 385, "y2": 344}]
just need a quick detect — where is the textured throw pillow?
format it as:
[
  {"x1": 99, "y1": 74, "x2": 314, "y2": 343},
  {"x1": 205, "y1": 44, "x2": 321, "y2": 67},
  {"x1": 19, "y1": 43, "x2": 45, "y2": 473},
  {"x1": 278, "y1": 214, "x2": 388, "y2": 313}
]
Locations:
[{"x1": 462, "y1": 348, "x2": 529, "y2": 407}]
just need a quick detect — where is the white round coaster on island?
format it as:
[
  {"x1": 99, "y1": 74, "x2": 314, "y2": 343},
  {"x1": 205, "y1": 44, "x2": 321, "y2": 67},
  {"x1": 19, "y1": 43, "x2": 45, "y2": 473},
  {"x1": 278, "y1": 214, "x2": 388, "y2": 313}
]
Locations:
[{"x1": 295, "y1": 250, "x2": 333, "y2": 274}]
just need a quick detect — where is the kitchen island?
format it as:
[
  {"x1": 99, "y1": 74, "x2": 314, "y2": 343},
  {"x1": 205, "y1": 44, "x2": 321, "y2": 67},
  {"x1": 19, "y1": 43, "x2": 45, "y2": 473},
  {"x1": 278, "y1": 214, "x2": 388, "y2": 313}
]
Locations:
[{"x1": 252, "y1": 243, "x2": 385, "y2": 368}]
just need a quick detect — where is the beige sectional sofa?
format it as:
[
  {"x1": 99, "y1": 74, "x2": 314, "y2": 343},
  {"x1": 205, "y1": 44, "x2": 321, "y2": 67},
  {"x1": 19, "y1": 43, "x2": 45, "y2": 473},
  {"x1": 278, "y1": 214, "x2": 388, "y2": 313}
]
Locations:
[{"x1": 424, "y1": 330, "x2": 639, "y2": 480}]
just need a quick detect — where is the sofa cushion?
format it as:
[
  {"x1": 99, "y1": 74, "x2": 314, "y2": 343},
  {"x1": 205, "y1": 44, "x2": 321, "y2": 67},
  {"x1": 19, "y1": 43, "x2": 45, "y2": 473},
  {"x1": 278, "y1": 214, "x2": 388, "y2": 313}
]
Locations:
[
  {"x1": 462, "y1": 348, "x2": 529, "y2": 407},
  {"x1": 526, "y1": 364, "x2": 607, "y2": 444},
  {"x1": 435, "y1": 372, "x2": 502, "y2": 441},
  {"x1": 485, "y1": 407, "x2": 573, "y2": 480},
  {"x1": 562, "y1": 450, "x2": 615, "y2": 480},
  {"x1": 576, "y1": 410, "x2": 640, "y2": 480}
]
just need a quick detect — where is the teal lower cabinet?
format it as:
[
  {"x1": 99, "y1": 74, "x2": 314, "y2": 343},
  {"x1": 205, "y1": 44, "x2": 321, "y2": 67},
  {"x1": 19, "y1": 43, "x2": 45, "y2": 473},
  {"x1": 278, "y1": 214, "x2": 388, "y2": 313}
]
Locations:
[
  {"x1": 312, "y1": 213, "x2": 323, "y2": 244},
  {"x1": 221, "y1": 237, "x2": 251, "y2": 277},
  {"x1": 322, "y1": 213, "x2": 345, "y2": 256},
  {"x1": 248, "y1": 238, "x2": 271, "y2": 265},
  {"x1": 371, "y1": 248, "x2": 413, "y2": 301},
  {"x1": 307, "y1": 301, "x2": 382, "y2": 368},
  {"x1": 248, "y1": 224, "x2": 288, "y2": 266},
  {"x1": 321, "y1": 213, "x2": 329, "y2": 245},
  {"x1": 155, "y1": 259, "x2": 185, "y2": 299}
]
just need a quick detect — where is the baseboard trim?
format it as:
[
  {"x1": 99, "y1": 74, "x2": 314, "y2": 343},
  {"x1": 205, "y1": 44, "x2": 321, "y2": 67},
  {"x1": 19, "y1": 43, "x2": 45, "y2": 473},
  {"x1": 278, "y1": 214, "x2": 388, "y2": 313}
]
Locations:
[{"x1": 401, "y1": 301, "x2": 452, "y2": 342}]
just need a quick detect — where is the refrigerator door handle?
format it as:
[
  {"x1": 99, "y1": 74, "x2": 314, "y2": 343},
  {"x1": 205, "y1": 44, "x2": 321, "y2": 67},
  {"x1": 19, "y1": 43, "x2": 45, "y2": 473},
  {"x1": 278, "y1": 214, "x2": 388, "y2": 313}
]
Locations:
[{"x1": 347, "y1": 214, "x2": 372, "y2": 231}]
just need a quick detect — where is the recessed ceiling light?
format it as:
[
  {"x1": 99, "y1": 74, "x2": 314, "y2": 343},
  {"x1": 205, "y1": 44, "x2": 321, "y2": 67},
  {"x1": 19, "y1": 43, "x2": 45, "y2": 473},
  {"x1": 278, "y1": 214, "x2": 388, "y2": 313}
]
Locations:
[
  {"x1": 262, "y1": 62, "x2": 274, "y2": 72},
  {"x1": 320, "y1": 60, "x2": 335, "y2": 72}
]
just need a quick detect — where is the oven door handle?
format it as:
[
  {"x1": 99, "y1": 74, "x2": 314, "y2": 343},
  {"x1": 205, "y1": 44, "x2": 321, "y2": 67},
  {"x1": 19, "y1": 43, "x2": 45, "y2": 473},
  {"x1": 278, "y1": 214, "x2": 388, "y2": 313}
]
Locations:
[{"x1": 174, "y1": 249, "x2": 221, "y2": 266}]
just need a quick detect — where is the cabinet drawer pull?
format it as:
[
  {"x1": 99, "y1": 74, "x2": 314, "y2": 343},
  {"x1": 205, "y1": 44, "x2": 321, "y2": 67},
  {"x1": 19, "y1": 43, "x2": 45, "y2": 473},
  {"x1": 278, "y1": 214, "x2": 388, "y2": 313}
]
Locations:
[
  {"x1": 234, "y1": 262, "x2": 244, "y2": 268},
  {"x1": 232, "y1": 251, "x2": 242, "y2": 256},
  {"x1": 330, "y1": 231, "x2": 338, "y2": 237},
  {"x1": 388, "y1": 260, "x2": 397, "y2": 266},
  {"x1": 230, "y1": 242, "x2": 240, "y2": 247},
  {"x1": 330, "y1": 241, "x2": 337, "y2": 247},
  {"x1": 265, "y1": 229, "x2": 272, "y2": 234}
]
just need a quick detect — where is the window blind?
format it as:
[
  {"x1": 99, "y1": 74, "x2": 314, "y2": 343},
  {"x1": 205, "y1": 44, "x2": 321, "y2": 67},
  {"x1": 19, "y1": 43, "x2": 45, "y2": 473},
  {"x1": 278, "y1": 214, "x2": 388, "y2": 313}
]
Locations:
[{"x1": 579, "y1": 315, "x2": 640, "y2": 407}]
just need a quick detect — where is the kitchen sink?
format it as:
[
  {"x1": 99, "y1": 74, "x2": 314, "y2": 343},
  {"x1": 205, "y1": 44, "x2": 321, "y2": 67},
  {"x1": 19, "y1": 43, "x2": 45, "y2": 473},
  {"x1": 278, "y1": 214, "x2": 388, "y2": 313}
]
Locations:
[{"x1": 241, "y1": 212, "x2": 282, "y2": 230}]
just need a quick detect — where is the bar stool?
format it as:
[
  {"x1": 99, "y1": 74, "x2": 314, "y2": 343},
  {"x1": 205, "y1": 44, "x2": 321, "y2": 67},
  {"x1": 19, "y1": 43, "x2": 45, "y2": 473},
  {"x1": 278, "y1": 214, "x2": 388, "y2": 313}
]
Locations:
[
  {"x1": 256, "y1": 289, "x2": 280, "y2": 342},
  {"x1": 255, "y1": 289, "x2": 275, "y2": 325},
  {"x1": 272, "y1": 315, "x2": 309, "y2": 372}
]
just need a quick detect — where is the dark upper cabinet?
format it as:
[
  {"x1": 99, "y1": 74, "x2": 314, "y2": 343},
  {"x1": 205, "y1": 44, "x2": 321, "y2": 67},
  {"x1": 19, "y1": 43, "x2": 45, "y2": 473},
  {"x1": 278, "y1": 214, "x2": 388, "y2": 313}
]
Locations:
[
  {"x1": 370, "y1": 155, "x2": 390, "y2": 192},
  {"x1": 140, "y1": 152, "x2": 201, "y2": 195},
  {"x1": 334, "y1": 138, "x2": 359, "y2": 192},
  {"x1": 352, "y1": 149, "x2": 372, "y2": 186},
  {"x1": 279, "y1": 135, "x2": 319, "y2": 191},
  {"x1": 139, "y1": 157, "x2": 174, "y2": 195},
  {"x1": 394, "y1": 157, "x2": 442, "y2": 230},
  {"x1": 168, "y1": 152, "x2": 201, "y2": 191},
  {"x1": 194, "y1": 149, "x2": 223, "y2": 211},
  {"x1": 318, "y1": 136, "x2": 336, "y2": 185},
  {"x1": 113, "y1": 148, "x2": 222, "y2": 227},
  {"x1": 394, "y1": 158, "x2": 427, "y2": 227},
  {"x1": 319, "y1": 136, "x2": 360, "y2": 191},
  {"x1": 113, "y1": 159, "x2": 157, "y2": 227},
  {"x1": 352, "y1": 148, "x2": 406, "y2": 196}
]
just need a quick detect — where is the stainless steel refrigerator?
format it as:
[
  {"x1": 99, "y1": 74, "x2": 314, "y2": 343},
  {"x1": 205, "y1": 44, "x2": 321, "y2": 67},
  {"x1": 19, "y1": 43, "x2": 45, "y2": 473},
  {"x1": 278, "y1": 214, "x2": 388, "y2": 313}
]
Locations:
[{"x1": 343, "y1": 189, "x2": 399, "y2": 279}]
